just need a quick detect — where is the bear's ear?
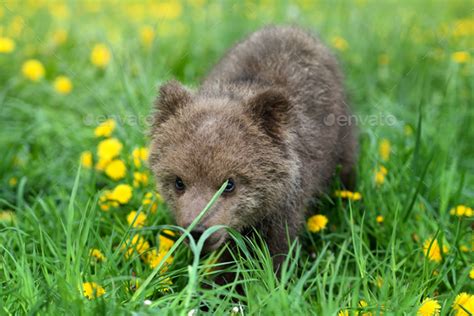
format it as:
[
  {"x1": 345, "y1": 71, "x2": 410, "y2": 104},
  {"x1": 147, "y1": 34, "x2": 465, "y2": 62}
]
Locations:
[
  {"x1": 153, "y1": 80, "x2": 192, "y2": 125},
  {"x1": 246, "y1": 89, "x2": 292, "y2": 140}
]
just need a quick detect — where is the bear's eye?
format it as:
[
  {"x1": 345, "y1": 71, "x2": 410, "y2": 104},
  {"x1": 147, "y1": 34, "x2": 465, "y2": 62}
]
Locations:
[
  {"x1": 175, "y1": 177, "x2": 185, "y2": 192},
  {"x1": 224, "y1": 178, "x2": 235, "y2": 193}
]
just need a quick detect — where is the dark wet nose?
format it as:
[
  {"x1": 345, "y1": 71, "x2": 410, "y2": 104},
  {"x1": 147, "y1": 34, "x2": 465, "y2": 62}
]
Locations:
[{"x1": 189, "y1": 226, "x2": 206, "y2": 242}]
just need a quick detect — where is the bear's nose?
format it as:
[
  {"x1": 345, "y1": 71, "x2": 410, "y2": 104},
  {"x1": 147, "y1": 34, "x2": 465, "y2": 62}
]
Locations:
[{"x1": 189, "y1": 226, "x2": 206, "y2": 242}]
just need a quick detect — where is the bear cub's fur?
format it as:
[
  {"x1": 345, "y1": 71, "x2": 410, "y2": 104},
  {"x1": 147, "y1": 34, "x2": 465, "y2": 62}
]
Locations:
[{"x1": 149, "y1": 26, "x2": 356, "y2": 267}]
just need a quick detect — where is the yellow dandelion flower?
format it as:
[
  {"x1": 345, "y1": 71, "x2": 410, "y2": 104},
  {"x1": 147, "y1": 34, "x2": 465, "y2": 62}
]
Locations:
[
  {"x1": 376, "y1": 275, "x2": 383, "y2": 288},
  {"x1": 49, "y1": 3, "x2": 70, "y2": 19},
  {"x1": 157, "y1": 277, "x2": 173, "y2": 293},
  {"x1": 8, "y1": 177, "x2": 18, "y2": 187},
  {"x1": 460, "y1": 245, "x2": 469, "y2": 253},
  {"x1": 105, "y1": 159, "x2": 126, "y2": 180},
  {"x1": 142, "y1": 192, "x2": 159, "y2": 213},
  {"x1": 374, "y1": 171, "x2": 385, "y2": 185},
  {"x1": 376, "y1": 215, "x2": 384, "y2": 223},
  {"x1": 450, "y1": 205, "x2": 461, "y2": 216},
  {"x1": 307, "y1": 214, "x2": 328, "y2": 233},
  {"x1": 91, "y1": 43, "x2": 111, "y2": 68},
  {"x1": 143, "y1": 192, "x2": 153, "y2": 201},
  {"x1": 378, "y1": 54, "x2": 390, "y2": 65},
  {"x1": 0, "y1": 36, "x2": 15, "y2": 53},
  {"x1": 452, "y1": 293, "x2": 474, "y2": 316},
  {"x1": 452, "y1": 19, "x2": 474, "y2": 37},
  {"x1": 140, "y1": 25, "x2": 155, "y2": 47},
  {"x1": 126, "y1": 210, "x2": 147, "y2": 227},
  {"x1": 469, "y1": 268, "x2": 474, "y2": 280},
  {"x1": 111, "y1": 184, "x2": 133, "y2": 204},
  {"x1": 22, "y1": 59, "x2": 45, "y2": 81},
  {"x1": 90, "y1": 248, "x2": 106, "y2": 262},
  {"x1": 52, "y1": 29, "x2": 68, "y2": 45},
  {"x1": 94, "y1": 119, "x2": 116, "y2": 138},
  {"x1": 155, "y1": 192, "x2": 164, "y2": 203},
  {"x1": 144, "y1": 202, "x2": 157, "y2": 213},
  {"x1": 133, "y1": 172, "x2": 148, "y2": 187},
  {"x1": 465, "y1": 207, "x2": 473, "y2": 217},
  {"x1": 97, "y1": 138, "x2": 122, "y2": 161},
  {"x1": 352, "y1": 192, "x2": 362, "y2": 200},
  {"x1": 331, "y1": 36, "x2": 349, "y2": 51},
  {"x1": 336, "y1": 190, "x2": 348, "y2": 198},
  {"x1": 132, "y1": 147, "x2": 149, "y2": 168},
  {"x1": 358, "y1": 300, "x2": 373, "y2": 316},
  {"x1": 379, "y1": 139, "x2": 391, "y2": 161},
  {"x1": 355, "y1": 300, "x2": 373, "y2": 316},
  {"x1": 80, "y1": 151, "x2": 93, "y2": 168},
  {"x1": 159, "y1": 230, "x2": 175, "y2": 251},
  {"x1": 423, "y1": 237, "x2": 448, "y2": 263},
  {"x1": 335, "y1": 190, "x2": 362, "y2": 201},
  {"x1": 95, "y1": 157, "x2": 111, "y2": 171},
  {"x1": 338, "y1": 310, "x2": 349, "y2": 316},
  {"x1": 0, "y1": 211, "x2": 15, "y2": 223},
  {"x1": 154, "y1": 2, "x2": 182, "y2": 19},
  {"x1": 98, "y1": 190, "x2": 119, "y2": 211},
  {"x1": 99, "y1": 190, "x2": 113, "y2": 202},
  {"x1": 359, "y1": 300, "x2": 368, "y2": 308},
  {"x1": 449, "y1": 205, "x2": 473, "y2": 218},
  {"x1": 82, "y1": 282, "x2": 105, "y2": 299},
  {"x1": 121, "y1": 241, "x2": 140, "y2": 259},
  {"x1": 53, "y1": 76, "x2": 73, "y2": 95},
  {"x1": 451, "y1": 51, "x2": 470, "y2": 64},
  {"x1": 145, "y1": 248, "x2": 173, "y2": 270},
  {"x1": 122, "y1": 234, "x2": 150, "y2": 259},
  {"x1": 375, "y1": 165, "x2": 388, "y2": 185},
  {"x1": 99, "y1": 203, "x2": 111, "y2": 212},
  {"x1": 418, "y1": 298, "x2": 441, "y2": 316}
]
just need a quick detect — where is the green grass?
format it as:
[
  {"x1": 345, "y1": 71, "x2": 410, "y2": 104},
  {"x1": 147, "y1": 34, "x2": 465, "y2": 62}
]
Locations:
[{"x1": 1, "y1": 0, "x2": 473, "y2": 315}]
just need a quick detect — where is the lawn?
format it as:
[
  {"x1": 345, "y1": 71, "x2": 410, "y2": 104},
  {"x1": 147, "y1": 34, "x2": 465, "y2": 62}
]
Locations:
[{"x1": 0, "y1": 0, "x2": 473, "y2": 315}]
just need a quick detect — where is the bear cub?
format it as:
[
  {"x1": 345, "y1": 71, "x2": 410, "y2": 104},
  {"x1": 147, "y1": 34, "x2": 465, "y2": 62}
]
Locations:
[{"x1": 149, "y1": 25, "x2": 356, "y2": 268}]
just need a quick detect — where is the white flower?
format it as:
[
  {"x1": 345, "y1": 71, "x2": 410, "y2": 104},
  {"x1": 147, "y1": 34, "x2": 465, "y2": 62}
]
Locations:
[{"x1": 231, "y1": 305, "x2": 243, "y2": 315}]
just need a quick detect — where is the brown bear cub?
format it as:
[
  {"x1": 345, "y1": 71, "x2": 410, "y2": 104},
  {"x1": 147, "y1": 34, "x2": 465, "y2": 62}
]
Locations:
[{"x1": 149, "y1": 26, "x2": 356, "y2": 269}]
